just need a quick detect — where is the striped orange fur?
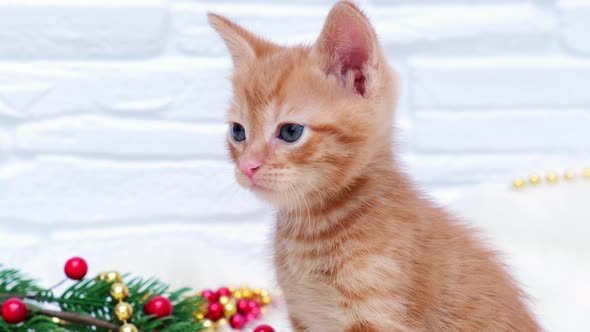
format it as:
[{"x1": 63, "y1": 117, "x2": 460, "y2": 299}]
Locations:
[{"x1": 209, "y1": 2, "x2": 541, "y2": 331}]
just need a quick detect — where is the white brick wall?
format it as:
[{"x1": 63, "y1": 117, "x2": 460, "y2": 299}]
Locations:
[{"x1": 1, "y1": 0, "x2": 589, "y2": 325}]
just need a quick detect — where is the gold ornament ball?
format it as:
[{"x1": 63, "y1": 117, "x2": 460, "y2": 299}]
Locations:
[
  {"x1": 260, "y1": 294, "x2": 272, "y2": 305},
  {"x1": 233, "y1": 290, "x2": 244, "y2": 300},
  {"x1": 546, "y1": 172, "x2": 559, "y2": 183},
  {"x1": 106, "y1": 271, "x2": 123, "y2": 283},
  {"x1": 241, "y1": 289, "x2": 252, "y2": 299},
  {"x1": 214, "y1": 318, "x2": 228, "y2": 328},
  {"x1": 584, "y1": 169, "x2": 590, "y2": 179},
  {"x1": 528, "y1": 175, "x2": 541, "y2": 185},
  {"x1": 97, "y1": 272, "x2": 108, "y2": 281},
  {"x1": 114, "y1": 302, "x2": 134, "y2": 321},
  {"x1": 111, "y1": 283, "x2": 130, "y2": 301},
  {"x1": 201, "y1": 319, "x2": 214, "y2": 330},
  {"x1": 219, "y1": 295, "x2": 230, "y2": 305},
  {"x1": 564, "y1": 170, "x2": 575, "y2": 181},
  {"x1": 512, "y1": 178, "x2": 525, "y2": 189},
  {"x1": 223, "y1": 300, "x2": 237, "y2": 318},
  {"x1": 119, "y1": 323, "x2": 138, "y2": 332},
  {"x1": 194, "y1": 312, "x2": 205, "y2": 320}
]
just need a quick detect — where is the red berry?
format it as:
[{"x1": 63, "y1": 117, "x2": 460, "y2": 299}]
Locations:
[
  {"x1": 206, "y1": 302, "x2": 224, "y2": 321},
  {"x1": 201, "y1": 289, "x2": 218, "y2": 303},
  {"x1": 143, "y1": 296, "x2": 173, "y2": 318},
  {"x1": 253, "y1": 325, "x2": 275, "y2": 332},
  {"x1": 237, "y1": 299, "x2": 250, "y2": 314},
  {"x1": 229, "y1": 313, "x2": 246, "y2": 329},
  {"x1": 64, "y1": 257, "x2": 88, "y2": 280},
  {"x1": 1, "y1": 298, "x2": 28, "y2": 324},
  {"x1": 217, "y1": 287, "x2": 231, "y2": 297}
]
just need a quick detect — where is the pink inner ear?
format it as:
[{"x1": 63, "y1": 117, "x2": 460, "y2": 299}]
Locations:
[{"x1": 324, "y1": 16, "x2": 373, "y2": 96}]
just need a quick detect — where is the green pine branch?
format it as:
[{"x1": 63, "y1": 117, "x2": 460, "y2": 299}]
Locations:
[{"x1": 0, "y1": 265, "x2": 206, "y2": 332}]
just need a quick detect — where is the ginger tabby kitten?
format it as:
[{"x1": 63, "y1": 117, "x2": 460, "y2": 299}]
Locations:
[{"x1": 208, "y1": 2, "x2": 540, "y2": 331}]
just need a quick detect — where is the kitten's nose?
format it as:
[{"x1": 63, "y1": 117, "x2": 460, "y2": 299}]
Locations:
[{"x1": 239, "y1": 160, "x2": 261, "y2": 179}]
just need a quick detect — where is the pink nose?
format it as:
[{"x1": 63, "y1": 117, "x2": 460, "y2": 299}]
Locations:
[{"x1": 239, "y1": 160, "x2": 261, "y2": 179}]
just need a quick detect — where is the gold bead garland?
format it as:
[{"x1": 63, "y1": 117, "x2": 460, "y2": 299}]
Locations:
[
  {"x1": 98, "y1": 271, "x2": 138, "y2": 332},
  {"x1": 513, "y1": 167, "x2": 590, "y2": 190}
]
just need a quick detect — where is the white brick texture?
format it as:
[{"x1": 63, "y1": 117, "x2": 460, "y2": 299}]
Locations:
[
  {"x1": 0, "y1": 0, "x2": 168, "y2": 59},
  {"x1": 0, "y1": 1, "x2": 589, "y2": 325}
]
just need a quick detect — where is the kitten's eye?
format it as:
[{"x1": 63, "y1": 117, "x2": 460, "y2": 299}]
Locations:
[
  {"x1": 279, "y1": 123, "x2": 304, "y2": 143},
  {"x1": 231, "y1": 123, "x2": 246, "y2": 142}
]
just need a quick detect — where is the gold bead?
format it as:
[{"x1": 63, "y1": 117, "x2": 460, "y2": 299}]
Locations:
[
  {"x1": 114, "y1": 302, "x2": 134, "y2": 321},
  {"x1": 201, "y1": 319, "x2": 214, "y2": 330},
  {"x1": 242, "y1": 289, "x2": 252, "y2": 299},
  {"x1": 194, "y1": 312, "x2": 205, "y2": 320},
  {"x1": 228, "y1": 287, "x2": 236, "y2": 295},
  {"x1": 219, "y1": 296, "x2": 230, "y2": 305},
  {"x1": 97, "y1": 272, "x2": 108, "y2": 281},
  {"x1": 239, "y1": 285, "x2": 252, "y2": 299},
  {"x1": 583, "y1": 169, "x2": 590, "y2": 179},
  {"x1": 546, "y1": 172, "x2": 559, "y2": 183},
  {"x1": 233, "y1": 290, "x2": 243, "y2": 300},
  {"x1": 119, "y1": 323, "x2": 138, "y2": 332},
  {"x1": 110, "y1": 283, "x2": 129, "y2": 301},
  {"x1": 528, "y1": 175, "x2": 541, "y2": 185},
  {"x1": 260, "y1": 294, "x2": 271, "y2": 306},
  {"x1": 512, "y1": 178, "x2": 525, "y2": 189},
  {"x1": 564, "y1": 170, "x2": 575, "y2": 181},
  {"x1": 105, "y1": 271, "x2": 123, "y2": 283},
  {"x1": 223, "y1": 300, "x2": 237, "y2": 318},
  {"x1": 253, "y1": 289, "x2": 262, "y2": 296},
  {"x1": 214, "y1": 318, "x2": 228, "y2": 328}
]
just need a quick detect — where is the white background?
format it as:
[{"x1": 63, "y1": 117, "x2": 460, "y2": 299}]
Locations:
[{"x1": 0, "y1": 0, "x2": 589, "y2": 331}]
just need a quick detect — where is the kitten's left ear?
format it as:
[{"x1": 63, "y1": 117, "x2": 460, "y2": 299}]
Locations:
[
  {"x1": 313, "y1": 1, "x2": 378, "y2": 96},
  {"x1": 208, "y1": 13, "x2": 278, "y2": 67}
]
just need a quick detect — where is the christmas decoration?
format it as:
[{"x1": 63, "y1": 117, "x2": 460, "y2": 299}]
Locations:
[
  {"x1": 64, "y1": 257, "x2": 88, "y2": 281},
  {"x1": 144, "y1": 295, "x2": 173, "y2": 318},
  {"x1": 253, "y1": 325, "x2": 275, "y2": 332},
  {"x1": 0, "y1": 259, "x2": 276, "y2": 331},
  {"x1": 1, "y1": 298, "x2": 27, "y2": 324},
  {"x1": 513, "y1": 167, "x2": 590, "y2": 190},
  {"x1": 193, "y1": 285, "x2": 274, "y2": 331}
]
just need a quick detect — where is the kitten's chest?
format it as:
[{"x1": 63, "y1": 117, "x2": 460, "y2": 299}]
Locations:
[{"x1": 275, "y1": 237, "x2": 348, "y2": 330}]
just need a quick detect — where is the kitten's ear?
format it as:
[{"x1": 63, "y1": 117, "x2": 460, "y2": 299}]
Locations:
[
  {"x1": 313, "y1": 1, "x2": 377, "y2": 96},
  {"x1": 208, "y1": 13, "x2": 278, "y2": 67}
]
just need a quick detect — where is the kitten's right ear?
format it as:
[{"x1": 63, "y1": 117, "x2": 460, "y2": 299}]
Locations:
[{"x1": 208, "y1": 13, "x2": 277, "y2": 67}]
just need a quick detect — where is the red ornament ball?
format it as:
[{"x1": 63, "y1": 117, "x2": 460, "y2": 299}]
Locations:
[
  {"x1": 229, "y1": 313, "x2": 246, "y2": 330},
  {"x1": 249, "y1": 305, "x2": 261, "y2": 319},
  {"x1": 1, "y1": 298, "x2": 28, "y2": 324},
  {"x1": 201, "y1": 289, "x2": 219, "y2": 303},
  {"x1": 206, "y1": 302, "x2": 224, "y2": 321},
  {"x1": 245, "y1": 313, "x2": 257, "y2": 322},
  {"x1": 217, "y1": 287, "x2": 232, "y2": 297},
  {"x1": 237, "y1": 299, "x2": 250, "y2": 314},
  {"x1": 253, "y1": 325, "x2": 275, "y2": 332},
  {"x1": 64, "y1": 257, "x2": 88, "y2": 280},
  {"x1": 143, "y1": 296, "x2": 173, "y2": 318}
]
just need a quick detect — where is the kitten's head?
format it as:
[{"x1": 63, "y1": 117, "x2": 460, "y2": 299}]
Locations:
[{"x1": 208, "y1": 1, "x2": 397, "y2": 209}]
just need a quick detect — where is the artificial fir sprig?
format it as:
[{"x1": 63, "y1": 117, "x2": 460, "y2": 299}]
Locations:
[{"x1": 0, "y1": 264, "x2": 205, "y2": 332}]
